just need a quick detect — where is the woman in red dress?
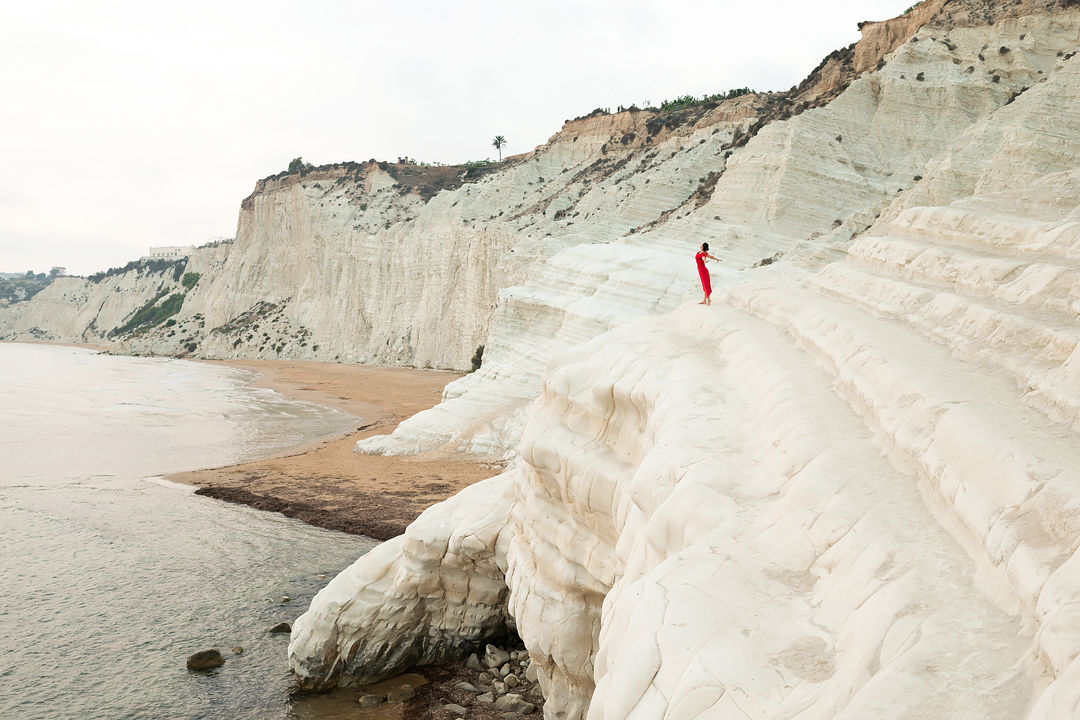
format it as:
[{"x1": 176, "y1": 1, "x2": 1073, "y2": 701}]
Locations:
[{"x1": 695, "y1": 242, "x2": 721, "y2": 305}]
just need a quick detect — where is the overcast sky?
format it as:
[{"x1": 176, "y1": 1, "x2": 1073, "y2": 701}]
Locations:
[{"x1": 1, "y1": 0, "x2": 914, "y2": 276}]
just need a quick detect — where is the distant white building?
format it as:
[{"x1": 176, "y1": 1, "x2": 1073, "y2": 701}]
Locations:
[{"x1": 143, "y1": 245, "x2": 196, "y2": 261}]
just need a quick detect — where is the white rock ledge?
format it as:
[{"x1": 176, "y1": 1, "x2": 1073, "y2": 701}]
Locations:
[
  {"x1": 292, "y1": 296, "x2": 1078, "y2": 717},
  {"x1": 288, "y1": 476, "x2": 516, "y2": 688},
  {"x1": 291, "y1": 9, "x2": 1080, "y2": 719}
]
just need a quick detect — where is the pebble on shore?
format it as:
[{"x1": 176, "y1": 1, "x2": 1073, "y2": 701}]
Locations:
[{"x1": 407, "y1": 640, "x2": 543, "y2": 717}]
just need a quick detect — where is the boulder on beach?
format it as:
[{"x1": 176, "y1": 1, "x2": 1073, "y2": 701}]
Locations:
[
  {"x1": 268, "y1": 622, "x2": 291, "y2": 634},
  {"x1": 186, "y1": 649, "x2": 224, "y2": 671}
]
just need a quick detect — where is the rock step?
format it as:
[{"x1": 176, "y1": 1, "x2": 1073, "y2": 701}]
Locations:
[
  {"x1": 726, "y1": 280, "x2": 1080, "y2": 679},
  {"x1": 847, "y1": 232, "x2": 1080, "y2": 320},
  {"x1": 586, "y1": 303, "x2": 1031, "y2": 717},
  {"x1": 361, "y1": 237, "x2": 694, "y2": 460},
  {"x1": 885, "y1": 205, "x2": 1080, "y2": 264},
  {"x1": 807, "y1": 262, "x2": 1080, "y2": 429}
]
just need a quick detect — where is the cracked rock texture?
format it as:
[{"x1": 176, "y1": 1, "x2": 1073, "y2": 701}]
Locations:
[{"x1": 292, "y1": 4, "x2": 1080, "y2": 719}]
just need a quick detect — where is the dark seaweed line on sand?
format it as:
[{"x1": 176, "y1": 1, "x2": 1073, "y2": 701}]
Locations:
[{"x1": 193, "y1": 486, "x2": 406, "y2": 541}]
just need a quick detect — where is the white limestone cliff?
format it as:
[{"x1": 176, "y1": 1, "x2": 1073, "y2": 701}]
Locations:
[
  {"x1": 0, "y1": 97, "x2": 754, "y2": 367},
  {"x1": 0, "y1": 243, "x2": 230, "y2": 347},
  {"x1": 360, "y1": 2, "x2": 1080, "y2": 458},
  {"x1": 291, "y1": 4, "x2": 1080, "y2": 719},
  {"x1": 5, "y1": 1, "x2": 1080, "y2": 716}
]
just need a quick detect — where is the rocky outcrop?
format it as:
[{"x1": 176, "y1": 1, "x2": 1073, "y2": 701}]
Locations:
[
  {"x1": 289, "y1": 478, "x2": 516, "y2": 687},
  {"x1": 362, "y1": 3, "x2": 1080, "y2": 458},
  {"x1": 292, "y1": 5, "x2": 1080, "y2": 720},
  {"x1": 6, "y1": 3, "x2": 1080, "y2": 715}
]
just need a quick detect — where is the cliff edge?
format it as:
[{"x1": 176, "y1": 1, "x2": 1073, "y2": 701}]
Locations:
[{"x1": 291, "y1": 3, "x2": 1080, "y2": 719}]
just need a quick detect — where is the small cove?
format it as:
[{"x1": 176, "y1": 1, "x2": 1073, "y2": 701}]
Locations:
[{"x1": 0, "y1": 343, "x2": 378, "y2": 720}]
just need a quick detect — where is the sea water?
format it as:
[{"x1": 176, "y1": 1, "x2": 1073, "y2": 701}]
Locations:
[{"x1": 0, "y1": 343, "x2": 377, "y2": 720}]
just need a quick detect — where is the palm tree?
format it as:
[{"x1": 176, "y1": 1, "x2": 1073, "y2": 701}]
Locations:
[{"x1": 492, "y1": 135, "x2": 507, "y2": 161}]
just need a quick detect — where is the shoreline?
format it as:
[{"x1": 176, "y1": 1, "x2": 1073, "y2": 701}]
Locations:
[
  {"x1": 167, "y1": 358, "x2": 503, "y2": 541},
  {"x1": 173, "y1": 358, "x2": 531, "y2": 718},
  {"x1": 5, "y1": 342, "x2": 526, "y2": 716}
]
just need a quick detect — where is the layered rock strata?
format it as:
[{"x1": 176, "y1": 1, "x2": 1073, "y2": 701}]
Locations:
[
  {"x1": 362, "y1": 3, "x2": 1080, "y2": 457},
  {"x1": 292, "y1": 5, "x2": 1080, "y2": 719},
  {"x1": 8, "y1": 2, "x2": 1051, "y2": 378},
  {"x1": 0, "y1": 99, "x2": 757, "y2": 368},
  {"x1": 5, "y1": 3, "x2": 1080, "y2": 715}
]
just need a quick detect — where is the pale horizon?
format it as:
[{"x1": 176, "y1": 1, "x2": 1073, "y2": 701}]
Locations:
[{"x1": 1, "y1": 0, "x2": 914, "y2": 276}]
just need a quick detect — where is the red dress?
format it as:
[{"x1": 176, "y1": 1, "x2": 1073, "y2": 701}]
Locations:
[{"x1": 695, "y1": 251, "x2": 711, "y2": 295}]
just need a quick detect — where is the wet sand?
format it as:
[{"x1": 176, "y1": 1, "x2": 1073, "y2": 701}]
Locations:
[
  {"x1": 168, "y1": 359, "x2": 536, "y2": 718},
  {"x1": 169, "y1": 359, "x2": 503, "y2": 540}
]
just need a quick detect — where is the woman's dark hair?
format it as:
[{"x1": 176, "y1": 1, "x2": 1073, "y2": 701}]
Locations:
[{"x1": 701, "y1": 242, "x2": 709, "y2": 251}]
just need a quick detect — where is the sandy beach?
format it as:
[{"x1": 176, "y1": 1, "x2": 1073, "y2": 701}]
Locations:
[{"x1": 169, "y1": 359, "x2": 502, "y2": 540}]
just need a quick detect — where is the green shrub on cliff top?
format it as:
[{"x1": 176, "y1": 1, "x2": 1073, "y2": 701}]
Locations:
[
  {"x1": 287, "y1": 156, "x2": 313, "y2": 173},
  {"x1": 88, "y1": 258, "x2": 186, "y2": 284},
  {"x1": 656, "y1": 88, "x2": 754, "y2": 112}
]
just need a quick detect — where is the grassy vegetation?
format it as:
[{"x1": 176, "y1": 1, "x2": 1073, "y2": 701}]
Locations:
[
  {"x1": 575, "y1": 88, "x2": 758, "y2": 122},
  {"x1": 181, "y1": 272, "x2": 201, "y2": 289},
  {"x1": 653, "y1": 88, "x2": 755, "y2": 112},
  {"x1": 0, "y1": 271, "x2": 52, "y2": 305},
  {"x1": 461, "y1": 159, "x2": 498, "y2": 179},
  {"x1": 111, "y1": 292, "x2": 185, "y2": 336},
  {"x1": 88, "y1": 258, "x2": 186, "y2": 284}
]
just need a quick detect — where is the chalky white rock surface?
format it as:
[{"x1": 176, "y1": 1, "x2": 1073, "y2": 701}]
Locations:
[
  {"x1": 292, "y1": 8, "x2": 1080, "y2": 720},
  {"x1": 0, "y1": 99, "x2": 752, "y2": 366},
  {"x1": 361, "y1": 7, "x2": 1080, "y2": 458},
  {"x1": 5, "y1": 3, "x2": 1080, "y2": 717},
  {"x1": 288, "y1": 474, "x2": 517, "y2": 688},
  {"x1": 0, "y1": 243, "x2": 229, "y2": 345}
]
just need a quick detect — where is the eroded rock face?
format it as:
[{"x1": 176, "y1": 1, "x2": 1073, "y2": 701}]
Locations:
[
  {"x1": 0, "y1": 101, "x2": 751, "y2": 369},
  {"x1": 360, "y1": 5, "x2": 1080, "y2": 459},
  {"x1": 9, "y1": 3, "x2": 1046, "y2": 375},
  {"x1": 288, "y1": 478, "x2": 516, "y2": 689},
  {"x1": 292, "y1": 6, "x2": 1080, "y2": 719}
]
